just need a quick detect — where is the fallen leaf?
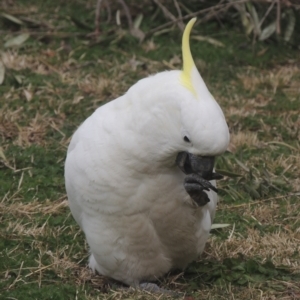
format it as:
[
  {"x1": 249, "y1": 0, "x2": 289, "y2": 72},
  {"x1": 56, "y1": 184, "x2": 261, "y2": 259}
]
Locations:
[
  {"x1": 1, "y1": 13, "x2": 23, "y2": 25},
  {"x1": 14, "y1": 75, "x2": 24, "y2": 84},
  {"x1": 130, "y1": 28, "x2": 145, "y2": 42},
  {"x1": 0, "y1": 147, "x2": 7, "y2": 161},
  {"x1": 211, "y1": 223, "x2": 231, "y2": 230},
  {"x1": 116, "y1": 10, "x2": 121, "y2": 26},
  {"x1": 235, "y1": 158, "x2": 250, "y2": 172},
  {"x1": 0, "y1": 61, "x2": 5, "y2": 85},
  {"x1": 24, "y1": 89, "x2": 33, "y2": 101},
  {"x1": 284, "y1": 8, "x2": 296, "y2": 42},
  {"x1": 73, "y1": 96, "x2": 84, "y2": 104},
  {"x1": 259, "y1": 22, "x2": 276, "y2": 41},
  {"x1": 256, "y1": 47, "x2": 269, "y2": 57},
  {"x1": 133, "y1": 14, "x2": 143, "y2": 29},
  {"x1": 142, "y1": 39, "x2": 157, "y2": 52},
  {"x1": 191, "y1": 35, "x2": 225, "y2": 47},
  {"x1": 4, "y1": 33, "x2": 30, "y2": 48}
]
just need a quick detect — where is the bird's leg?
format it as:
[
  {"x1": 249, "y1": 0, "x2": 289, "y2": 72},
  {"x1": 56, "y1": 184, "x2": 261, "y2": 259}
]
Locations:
[
  {"x1": 112, "y1": 279, "x2": 180, "y2": 296},
  {"x1": 138, "y1": 282, "x2": 180, "y2": 296}
]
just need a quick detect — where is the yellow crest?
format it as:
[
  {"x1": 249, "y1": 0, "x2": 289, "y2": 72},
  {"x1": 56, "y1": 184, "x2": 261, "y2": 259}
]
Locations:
[{"x1": 180, "y1": 18, "x2": 197, "y2": 96}]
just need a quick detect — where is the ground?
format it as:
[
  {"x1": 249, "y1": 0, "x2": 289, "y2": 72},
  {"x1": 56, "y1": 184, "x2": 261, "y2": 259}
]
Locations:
[{"x1": 0, "y1": 1, "x2": 300, "y2": 299}]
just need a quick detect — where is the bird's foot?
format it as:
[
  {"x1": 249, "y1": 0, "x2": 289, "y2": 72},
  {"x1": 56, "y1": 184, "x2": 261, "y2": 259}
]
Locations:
[
  {"x1": 112, "y1": 281, "x2": 181, "y2": 297},
  {"x1": 139, "y1": 282, "x2": 181, "y2": 297},
  {"x1": 115, "y1": 282, "x2": 180, "y2": 297},
  {"x1": 184, "y1": 173, "x2": 218, "y2": 206},
  {"x1": 185, "y1": 173, "x2": 218, "y2": 192}
]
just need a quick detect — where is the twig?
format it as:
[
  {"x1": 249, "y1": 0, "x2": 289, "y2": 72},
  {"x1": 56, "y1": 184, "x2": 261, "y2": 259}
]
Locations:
[
  {"x1": 17, "y1": 171, "x2": 24, "y2": 190},
  {"x1": 221, "y1": 193, "x2": 299, "y2": 210},
  {"x1": 199, "y1": 0, "x2": 227, "y2": 25},
  {"x1": 8, "y1": 261, "x2": 24, "y2": 289},
  {"x1": 210, "y1": 0, "x2": 227, "y2": 28},
  {"x1": 259, "y1": 0, "x2": 276, "y2": 28},
  {"x1": 95, "y1": 0, "x2": 104, "y2": 36},
  {"x1": 267, "y1": 141, "x2": 298, "y2": 151},
  {"x1": 1, "y1": 189, "x2": 22, "y2": 203},
  {"x1": 146, "y1": 0, "x2": 251, "y2": 36},
  {"x1": 25, "y1": 263, "x2": 55, "y2": 278},
  {"x1": 118, "y1": 0, "x2": 133, "y2": 30},
  {"x1": 95, "y1": 0, "x2": 110, "y2": 36},
  {"x1": 0, "y1": 31, "x2": 86, "y2": 37},
  {"x1": 276, "y1": 0, "x2": 281, "y2": 35},
  {"x1": 228, "y1": 223, "x2": 235, "y2": 240},
  {"x1": 106, "y1": 0, "x2": 111, "y2": 23},
  {"x1": 153, "y1": 0, "x2": 184, "y2": 31},
  {"x1": 173, "y1": 0, "x2": 183, "y2": 21}
]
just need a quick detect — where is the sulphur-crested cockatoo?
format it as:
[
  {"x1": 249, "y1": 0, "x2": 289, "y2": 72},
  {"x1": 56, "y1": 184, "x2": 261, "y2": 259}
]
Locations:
[{"x1": 65, "y1": 18, "x2": 229, "y2": 289}]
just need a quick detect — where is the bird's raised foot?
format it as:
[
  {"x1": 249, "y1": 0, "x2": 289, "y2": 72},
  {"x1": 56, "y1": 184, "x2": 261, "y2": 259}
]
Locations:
[
  {"x1": 184, "y1": 173, "x2": 218, "y2": 206},
  {"x1": 184, "y1": 186, "x2": 210, "y2": 206},
  {"x1": 184, "y1": 173, "x2": 218, "y2": 193}
]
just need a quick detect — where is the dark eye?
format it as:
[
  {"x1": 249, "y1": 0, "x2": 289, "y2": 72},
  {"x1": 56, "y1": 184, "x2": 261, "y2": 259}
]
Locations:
[{"x1": 183, "y1": 136, "x2": 191, "y2": 143}]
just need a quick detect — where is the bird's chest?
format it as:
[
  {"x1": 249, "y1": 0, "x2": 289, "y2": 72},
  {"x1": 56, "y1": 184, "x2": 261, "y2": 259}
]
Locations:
[
  {"x1": 133, "y1": 175, "x2": 200, "y2": 265},
  {"x1": 151, "y1": 195, "x2": 199, "y2": 263}
]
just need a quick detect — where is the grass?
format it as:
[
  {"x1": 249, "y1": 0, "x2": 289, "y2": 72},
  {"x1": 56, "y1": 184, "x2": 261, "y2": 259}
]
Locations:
[{"x1": 1, "y1": 0, "x2": 300, "y2": 299}]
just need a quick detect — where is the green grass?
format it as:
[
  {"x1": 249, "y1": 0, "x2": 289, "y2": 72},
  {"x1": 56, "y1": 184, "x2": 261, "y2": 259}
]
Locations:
[{"x1": 1, "y1": 1, "x2": 300, "y2": 299}]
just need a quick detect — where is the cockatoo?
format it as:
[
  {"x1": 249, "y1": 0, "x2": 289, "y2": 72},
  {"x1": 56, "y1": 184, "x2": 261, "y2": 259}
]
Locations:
[{"x1": 65, "y1": 18, "x2": 229, "y2": 290}]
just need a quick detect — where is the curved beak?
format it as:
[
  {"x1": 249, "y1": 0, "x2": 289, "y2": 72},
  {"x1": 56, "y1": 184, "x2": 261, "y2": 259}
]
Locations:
[{"x1": 176, "y1": 151, "x2": 223, "y2": 181}]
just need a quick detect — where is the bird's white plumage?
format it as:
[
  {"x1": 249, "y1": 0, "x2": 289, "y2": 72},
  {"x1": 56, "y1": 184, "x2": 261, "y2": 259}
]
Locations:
[{"x1": 65, "y1": 20, "x2": 229, "y2": 287}]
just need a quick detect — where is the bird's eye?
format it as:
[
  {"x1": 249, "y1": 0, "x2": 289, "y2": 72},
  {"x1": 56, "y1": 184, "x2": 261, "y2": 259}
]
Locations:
[{"x1": 183, "y1": 136, "x2": 191, "y2": 143}]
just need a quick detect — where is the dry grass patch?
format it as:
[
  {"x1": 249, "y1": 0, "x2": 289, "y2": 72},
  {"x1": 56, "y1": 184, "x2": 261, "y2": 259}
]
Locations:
[
  {"x1": 237, "y1": 64, "x2": 300, "y2": 97},
  {"x1": 211, "y1": 226, "x2": 299, "y2": 267},
  {"x1": 1, "y1": 192, "x2": 69, "y2": 239},
  {"x1": 226, "y1": 105, "x2": 257, "y2": 118},
  {"x1": 0, "y1": 193, "x2": 68, "y2": 219},
  {"x1": 0, "y1": 107, "x2": 66, "y2": 148},
  {"x1": 229, "y1": 131, "x2": 259, "y2": 152},
  {"x1": 1, "y1": 51, "x2": 51, "y2": 75},
  {"x1": 213, "y1": 194, "x2": 300, "y2": 267},
  {"x1": 279, "y1": 111, "x2": 300, "y2": 141},
  {"x1": 267, "y1": 151, "x2": 300, "y2": 177},
  {"x1": 77, "y1": 74, "x2": 120, "y2": 99}
]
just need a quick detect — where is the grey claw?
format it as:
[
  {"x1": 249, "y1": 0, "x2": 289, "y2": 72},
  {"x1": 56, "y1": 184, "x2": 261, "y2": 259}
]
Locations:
[
  {"x1": 184, "y1": 172, "x2": 219, "y2": 206},
  {"x1": 184, "y1": 183, "x2": 210, "y2": 206},
  {"x1": 185, "y1": 182, "x2": 209, "y2": 193},
  {"x1": 184, "y1": 173, "x2": 218, "y2": 193},
  {"x1": 209, "y1": 172, "x2": 223, "y2": 180}
]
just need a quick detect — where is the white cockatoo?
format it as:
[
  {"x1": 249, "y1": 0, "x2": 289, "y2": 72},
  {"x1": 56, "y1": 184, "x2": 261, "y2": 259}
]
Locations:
[{"x1": 65, "y1": 18, "x2": 230, "y2": 289}]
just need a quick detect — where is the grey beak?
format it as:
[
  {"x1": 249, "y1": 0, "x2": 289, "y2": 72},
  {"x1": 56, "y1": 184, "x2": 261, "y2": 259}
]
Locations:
[{"x1": 176, "y1": 152, "x2": 223, "y2": 181}]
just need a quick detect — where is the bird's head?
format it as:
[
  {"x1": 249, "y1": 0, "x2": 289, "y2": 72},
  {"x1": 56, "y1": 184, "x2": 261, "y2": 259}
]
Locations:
[
  {"x1": 174, "y1": 18, "x2": 230, "y2": 178},
  {"x1": 125, "y1": 18, "x2": 229, "y2": 177}
]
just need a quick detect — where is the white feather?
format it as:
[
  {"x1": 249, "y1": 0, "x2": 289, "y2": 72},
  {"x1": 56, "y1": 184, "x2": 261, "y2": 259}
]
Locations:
[{"x1": 65, "y1": 69, "x2": 229, "y2": 285}]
